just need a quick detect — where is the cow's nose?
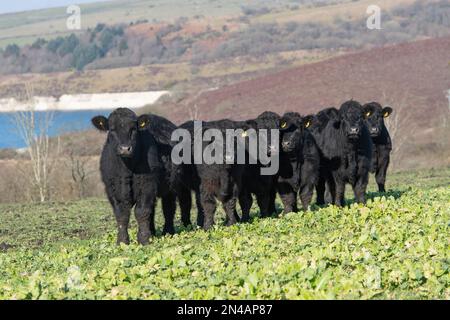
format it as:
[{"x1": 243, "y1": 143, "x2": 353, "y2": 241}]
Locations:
[
  {"x1": 349, "y1": 127, "x2": 359, "y2": 134},
  {"x1": 225, "y1": 154, "x2": 234, "y2": 163},
  {"x1": 282, "y1": 141, "x2": 291, "y2": 148},
  {"x1": 370, "y1": 127, "x2": 379, "y2": 133},
  {"x1": 118, "y1": 145, "x2": 133, "y2": 155}
]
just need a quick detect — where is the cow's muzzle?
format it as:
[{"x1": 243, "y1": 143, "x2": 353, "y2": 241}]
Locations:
[{"x1": 117, "y1": 145, "x2": 133, "y2": 157}]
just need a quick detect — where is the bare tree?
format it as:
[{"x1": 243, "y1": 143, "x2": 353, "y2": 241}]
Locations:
[
  {"x1": 66, "y1": 150, "x2": 96, "y2": 199},
  {"x1": 381, "y1": 90, "x2": 416, "y2": 171},
  {"x1": 11, "y1": 83, "x2": 59, "y2": 202}
]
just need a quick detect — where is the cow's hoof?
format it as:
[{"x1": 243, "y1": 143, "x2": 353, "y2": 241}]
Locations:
[{"x1": 163, "y1": 226, "x2": 175, "y2": 235}]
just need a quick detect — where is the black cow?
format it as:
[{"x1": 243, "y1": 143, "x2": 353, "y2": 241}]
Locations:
[
  {"x1": 173, "y1": 119, "x2": 252, "y2": 230},
  {"x1": 362, "y1": 102, "x2": 393, "y2": 192},
  {"x1": 308, "y1": 101, "x2": 372, "y2": 206},
  {"x1": 92, "y1": 108, "x2": 177, "y2": 245},
  {"x1": 277, "y1": 112, "x2": 320, "y2": 213},
  {"x1": 239, "y1": 111, "x2": 281, "y2": 221},
  {"x1": 306, "y1": 107, "x2": 339, "y2": 206}
]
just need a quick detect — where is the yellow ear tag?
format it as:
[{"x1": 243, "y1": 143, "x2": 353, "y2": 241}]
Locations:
[
  {"x1": 140, "y1": 121, "x2": 147, "y2": 128},
  {"x1": 99, "y1": 121, "x2": 104, "y2": 127},
  {"x1": 383, "y1": 112, "x2": 389, "y2": 118},
  {"x1": 365, "y1": 112, "x2": 371, "y2": 118},
  {"x1": 281, "y1": 122, "x2": 287, "y2": 129},
  {"x1": 305, "y1": 120, "x2": 311, "y2": 128},
  {"x1": 241, "y1": 131, "x2": 248, "y2": 137}
]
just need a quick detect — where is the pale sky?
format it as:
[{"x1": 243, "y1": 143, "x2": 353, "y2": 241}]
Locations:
[{"x1": 0, "y1": 0, "x2": 111, "y2": 14}]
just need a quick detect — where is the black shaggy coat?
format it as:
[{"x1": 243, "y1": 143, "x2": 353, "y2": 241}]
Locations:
[
  {"x1": 306, "y1": 107, "x2": 339, "y2": 205},
  {"x1": 239, "y1": 111, "x2": 281, "y2": 220},
  {"x1": 308, "y1": 101, "x2": 372, "y2": 206},
  {"x1": 92, "y1": 108, "x2": 178, "y2": 245},
  {"x1": 174, "y1": 119, "x2": 251, "y2": 230},
  {"x1": 277, "y1": 112, "x2": 320, "y2": 213},
  {"x1": 362, "y1": 102, "x2": 393, "y2": 192}
]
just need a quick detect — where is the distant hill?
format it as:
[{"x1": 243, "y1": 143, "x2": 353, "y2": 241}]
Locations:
[
  {"x1": 0, "y1": 0, "x2": 287, "y2": 47},
  {"x1": 158, "y1": 36, "x2": 449, "y2": 170},
  {"x1": 179, "y1": 36, "x2": 450, "y2": 127}
]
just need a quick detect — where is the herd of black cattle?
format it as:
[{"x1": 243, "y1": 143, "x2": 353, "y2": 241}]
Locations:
[{"x1": 91, "y1": 99, "x2": 393, "y2": 245}]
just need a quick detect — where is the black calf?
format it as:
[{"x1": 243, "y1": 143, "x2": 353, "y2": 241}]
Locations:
[
  {"x1": 277, "y1": 112, "x2": 320, "y2": 213},
  {"x1": 92, "y1": 108, "x2": 176, "y2": 245},
  {"x1": 308, "y1": 101, "x2": 372, "y2": 206},
  {"x1": 362, "y1": 102, "x2": 393, "y2": 192}
]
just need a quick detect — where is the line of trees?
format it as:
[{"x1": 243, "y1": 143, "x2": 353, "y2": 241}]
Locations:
[
  {"x1": 0, "y1": 20, "x2": 191, "y2": 75},
  {"x1": 0, "y1": 0, "x2": 448, "y2": 75},
  {"x1": 195, "y1": 0, "x2": 450, "y2": 62}
]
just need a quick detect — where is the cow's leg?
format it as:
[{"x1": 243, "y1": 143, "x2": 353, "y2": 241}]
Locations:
[
  {"x1": 326, "y1": 175, "x2": 337, "y2": 204},
  {"x1": 281, "y1": 192, "x2": 297, "y2": 213},
  {"x1": 239, "y1": 189, "x2": 252, "y2": 222},
  {"x1": 177, "y1": 186, "x2": 192, "y2": 227},
  {"x1": 316, "y1": 176, "x2": 326, "y2": 206},
  {"x1": 256, "y1": 191, "x2": 272, "y2": 218},
  {"x1": 278, "y1": 182, "x2": 296, "y2": 213},
  {"x1": 232, "y1": 183, "x2": 242, "y2": 222},
  {"x1": 162, "y1": 193, "x2": 176, "y2": 235},
  {"x1": 199, "y1": 184, "x2": 216, "y2": 230},
  {"x1": 106, "y1": 178, "x2": 133, "y2": 245},
  {"x1": 134, "y1": 194, "x2": 156, "y2": 245},
  {"x1": 299, "y1": 182, "x2": 314, "y2": 211},
  {"x1": 334, "y1": 179, "x2": 346, "y2": 207},
  {"x1": 223, "y1": 196, "x2": 238, "y2": 226},
  {"x1": 111, "y1": 199, "x2": 132, "y2": 245},
  {"x1": 376, "y1": 155, "x2": 390, "y2": 193},
  {"x1": 219, "y1": 173, "x2": 239, "y2": 225},
  {"x1": 370, "y1": 148, "x2": 378, "y2": 174},
  {"x1": 195, "y1": 190, "x2": 205, "y2": 227},
  {"x1": 354, "y1": 173, "x2": 369, "y2": 204},
  {"x1": 268, "y1": 187, "x2": 277, "y2": 216}
]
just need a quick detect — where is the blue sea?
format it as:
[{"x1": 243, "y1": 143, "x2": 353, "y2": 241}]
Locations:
[{"x1": 0, "y1": 110, "x2": 112, "y2": 149}]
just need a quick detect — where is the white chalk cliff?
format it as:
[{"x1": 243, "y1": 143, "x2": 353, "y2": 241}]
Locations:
[{"x1": 0, "y1": 91, "x2": 170, "y2": 112}]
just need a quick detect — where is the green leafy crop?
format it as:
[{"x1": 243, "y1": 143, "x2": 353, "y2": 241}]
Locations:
[{"x1": 0, "y1": 168, "x2": 449, "y2": 299}]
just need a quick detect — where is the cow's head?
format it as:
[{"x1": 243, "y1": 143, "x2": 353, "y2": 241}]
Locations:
[
  {"x1": 252, "y1": 111, "x2": 282, "y2": 156},
  {"x1": 338, "y1": 100, "x2": 365, "y2": 141},
  {"x1": 304, "y1": 107, "x2": 339, "y2": 135},
  {"x1": 279, "y1": 112, "x2": 312, "y2": 153},
  {"x1": 362, "y1": 102, "x2": 393, "y2": 137},
  {"x1": 91, "y1": 108, "x2": 150, "y2": 158}
]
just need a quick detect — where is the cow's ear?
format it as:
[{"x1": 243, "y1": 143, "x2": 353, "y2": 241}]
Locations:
[
  {"x1": 137, "y1": 114, "x2": 151, "y2": 130},
  {"x1": 303, "y1": 115, "x2": 314, "y2": 129},
  {"x1": 91, "y1": 116, "x2": 109, "y2": 131},
  {"x1": 328, "y1": 107, "x2": 339, "y2": 118},
  {"x1": 382, "y1": 106, "x2": 393, "y2": 118}
]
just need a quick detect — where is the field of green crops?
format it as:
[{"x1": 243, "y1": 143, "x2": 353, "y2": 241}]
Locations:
[{"x1": 0, "y1": 168, "x2": 449, "y2": 299}]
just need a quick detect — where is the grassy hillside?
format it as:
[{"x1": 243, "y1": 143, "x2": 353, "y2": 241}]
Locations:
[
  {"x1": 0, "y1": 0, "x2": 416, "y2": 48},
  {"x1": 253, "y1": 0, "x2": 418, "y2": 24},
  {"x1": 0, "y1": 168, "x2": 449, "y2": 299},
  {"x1": 0, "y1": 49, "x2": 336, "y2": 98},
  {"x1": 0, "y1": 0, "x2": 243, "y2": 47},
  {"x1": 2, "y1": 0, "x2": 347, "y2": 48}
]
